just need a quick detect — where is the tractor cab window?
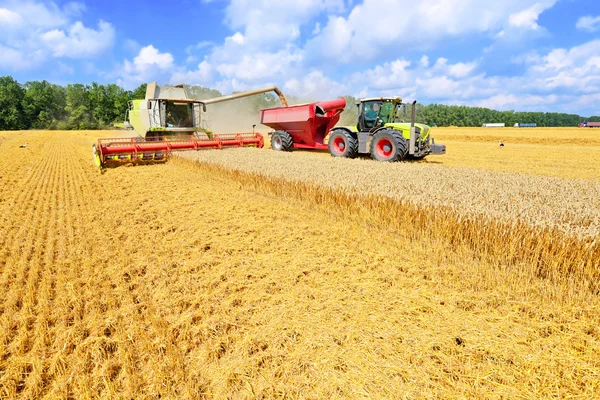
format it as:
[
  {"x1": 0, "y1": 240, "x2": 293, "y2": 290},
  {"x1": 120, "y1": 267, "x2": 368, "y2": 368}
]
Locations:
[
  {"x1": 363, "y1": 101, "x2": 380, "y2": 128},
  {"x1": 166, "y1": 102, "x2": 193, "y2": 128},
  {"x1": 379, "y1": 102, "x2": 395, "y2": 124}
]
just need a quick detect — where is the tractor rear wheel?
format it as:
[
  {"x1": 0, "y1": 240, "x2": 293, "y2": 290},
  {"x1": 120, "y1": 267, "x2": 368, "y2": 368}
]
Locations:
[
  {"x1": 370, "y1": 129, "x2": 408, "y2": 162},
  {"x1": 328, "y1": 129, "x2": 358, "y2": 158},
  {"x1": 271, "y1": 131, "x2": 294, "y2": 151}
]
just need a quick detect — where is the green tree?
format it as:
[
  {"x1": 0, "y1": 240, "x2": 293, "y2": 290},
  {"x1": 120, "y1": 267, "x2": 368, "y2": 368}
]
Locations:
[
  {"x1": 65, "y1": 84, "x2": 96, "y2": 129},
  {"x1": 131, "y1": 83, "x2": 147, "y2": 100},
  {"x1": 0, "y1": 76, "x2": 26, "y2": 130},
  {"x1": 22, "y1": 80, "x2": 66, "y2": 129},
  {"x1": 88, "y1": 82, "x2": 130, "y2": 126}
]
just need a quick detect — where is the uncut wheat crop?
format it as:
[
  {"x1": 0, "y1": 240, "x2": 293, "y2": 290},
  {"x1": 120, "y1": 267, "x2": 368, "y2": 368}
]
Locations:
[{"x1": 177, "y1": 148, "x2": 600, "y2": 240}]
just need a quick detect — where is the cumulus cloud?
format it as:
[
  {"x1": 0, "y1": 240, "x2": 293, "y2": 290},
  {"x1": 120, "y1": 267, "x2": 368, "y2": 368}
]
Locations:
[
  {"x1": 224, "y1": 0, "x2": 345, "y2": 48},
  {"x1": 283, "y1": 70, "x2": 348, "y2": 100},
  {"x1": 306, "y1": 0, "x2": 557, "y2": 63},
  {"x1": 118, "y1": 45, "x2": 175, "y2": 88},
  {"x1": 171, "y1": 61, "x2": 213, "y2": 85},
  {"x1": 0, "y1": 8, "x2": 22, "y2": 26},
  {"x1": 42, "y1": 20, "x2": 115, "y2": 58},
  {"x1": 0, "y1": 0, "x2": 114, "y2": 70},
  {"x1": 508, "y1": 3, "x2": 553, "y2": 30},
  {"x1": 576, "y1": 15, "x2": 600, "y2": 32}
]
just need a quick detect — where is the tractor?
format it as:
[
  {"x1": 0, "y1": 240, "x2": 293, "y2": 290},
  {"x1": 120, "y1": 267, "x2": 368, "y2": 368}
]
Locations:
[
  {"x1": 261, "y1": 96, "x2": 445, "y2": 162},
  {"x1": 329, "y1": 97, "x2": 445, "y2": 161}
]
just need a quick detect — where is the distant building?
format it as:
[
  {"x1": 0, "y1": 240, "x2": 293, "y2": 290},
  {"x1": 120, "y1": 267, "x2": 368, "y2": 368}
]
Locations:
[
  {"x1": 514, "y1": 123, "x2": 537, "y2": 127},
  {"x1": 482, "y1": 123, "x2": 505, "y2": 127}
]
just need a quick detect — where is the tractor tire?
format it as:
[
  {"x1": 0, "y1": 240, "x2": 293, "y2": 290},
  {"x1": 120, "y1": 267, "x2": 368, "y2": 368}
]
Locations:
[
  {"x1": 370, "y1": 129, "x2": 408, "y2": 162},
  {"x1": 271, "y1": 131, "x2": 294, "y2": 151},
  {"x1": 328, "y1": 129, "x2": 358, "y2": 158}
]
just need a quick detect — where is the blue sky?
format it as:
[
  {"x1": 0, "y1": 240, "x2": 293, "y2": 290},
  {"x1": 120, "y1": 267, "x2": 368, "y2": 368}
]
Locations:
[{"x1": 1, "y1": 0, "x2": 600, "y2": 115}]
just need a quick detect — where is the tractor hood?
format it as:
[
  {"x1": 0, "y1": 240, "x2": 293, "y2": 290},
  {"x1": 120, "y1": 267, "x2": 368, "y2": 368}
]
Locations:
[{"x1": 384, "y1": 122, "x2": 431, "y2": 141}]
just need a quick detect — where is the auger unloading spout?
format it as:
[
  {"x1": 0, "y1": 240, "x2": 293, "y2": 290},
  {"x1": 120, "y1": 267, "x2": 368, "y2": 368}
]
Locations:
[
  {"x1": 92, "y1": 83, "x2": 287, "y2": 171},
  {"x1": 202, "y1": 86, "x2": 288, "y2": 107}
]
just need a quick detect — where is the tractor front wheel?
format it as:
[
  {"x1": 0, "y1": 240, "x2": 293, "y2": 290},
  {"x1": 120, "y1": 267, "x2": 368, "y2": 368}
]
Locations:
[
  {"x1": 271, "y1": 131, "x2": 294, "y2": 151},
  {"x1": 328, "y1": 129, "x2": 358, "y2": 158},
  {"x1": 370, "y1": 129, "x2": 408, "y2": 162}
]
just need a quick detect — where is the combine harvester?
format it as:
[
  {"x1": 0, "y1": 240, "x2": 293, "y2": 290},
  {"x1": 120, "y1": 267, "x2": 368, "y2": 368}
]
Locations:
[
  {"x1": 92, "y1": 82, "x2": 288, "y2": 170},
  {"x1": 261, "y1": 97, "x2": 445, "y2": 161}
]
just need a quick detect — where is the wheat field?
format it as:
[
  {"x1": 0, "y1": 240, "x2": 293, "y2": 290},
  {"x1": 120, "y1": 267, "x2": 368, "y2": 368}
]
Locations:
[{"x1": 0, "y1": 129, "x2": 599, "y2": 398}]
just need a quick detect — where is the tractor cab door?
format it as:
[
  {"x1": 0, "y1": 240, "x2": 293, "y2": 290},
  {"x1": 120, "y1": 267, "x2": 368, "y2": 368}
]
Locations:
[{"x1": 357, "y1": 100, "x2": 382, "y2": 132}]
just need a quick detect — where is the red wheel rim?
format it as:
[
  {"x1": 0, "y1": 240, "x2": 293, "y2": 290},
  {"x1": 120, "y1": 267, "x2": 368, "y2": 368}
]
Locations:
[
  {"x1": 375, "y1": 138, "x2": 394, "y2": 158},
  {"x1": 332, "y1": 136, "x2": 346, "y2": 154}
]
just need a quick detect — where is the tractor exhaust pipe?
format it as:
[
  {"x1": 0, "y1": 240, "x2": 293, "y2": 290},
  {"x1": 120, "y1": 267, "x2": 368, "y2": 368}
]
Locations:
[{"x1": 409, "y1": 100, "x2": 417, "y2": 155}]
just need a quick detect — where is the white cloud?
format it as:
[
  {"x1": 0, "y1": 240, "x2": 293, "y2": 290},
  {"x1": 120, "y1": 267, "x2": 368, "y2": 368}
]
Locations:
[
  {"x1": 283, "y1": 70, "x2": 348, "y2": 100},
  {"x1": 0, "y1": 44, "x2": 38, "y2": 69},
  {"x1": 118, "y1": 45, "x2": 175, "y2": 88},
  {"x1": 0, "y1": 1, "x2": 114, "y2": 71},
  {"x1": 307, "y1": 0, "x2": 558, "y2": 63},
  {"x1": 508, "y1": 3, "x2": 553, "y2": 30},
  {"x1": 223, "y1": 0, "x2": 344, "y2": 51},
  {"x1": 171, "y1": 61, "x2": 213, "y2": 85},
  {"x1": 215, "y1": 48, "x2": 303, "y2": 81},
  {"x1": 474, "y1": 94, "x2": 558, "y2": 110},
  {"x1": 226, "y1": 32, "x2": 245, "y2": 46},
  {"x1": 576, "y1": 15, "x2": 600, "y2": 33},
  {"x1": 446, "y1": 61, "x2": 477, "y2": 78},
  {"x1": 0, "y1": 8, "x2": 22, "y2": 25},
  {"x1": 42, "y1": 20, "x2": 115, "y2": 58}
]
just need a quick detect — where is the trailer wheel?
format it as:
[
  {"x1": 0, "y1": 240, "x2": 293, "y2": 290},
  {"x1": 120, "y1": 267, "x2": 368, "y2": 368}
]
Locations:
[
  {"x1": 328, "y1": 129, "x2": 358, "y2": 158},
  {"x1": 370, "y1": 129, "x2": 408, "y2": 162},
  {"x1": 271, "y1": 131, "x2": 293, "y2": 151}
]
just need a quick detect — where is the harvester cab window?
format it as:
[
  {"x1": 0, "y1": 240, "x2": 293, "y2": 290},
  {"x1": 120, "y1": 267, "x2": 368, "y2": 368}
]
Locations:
[{"x1": 166, "y1": 103, "x2": 193, "y2": 128}]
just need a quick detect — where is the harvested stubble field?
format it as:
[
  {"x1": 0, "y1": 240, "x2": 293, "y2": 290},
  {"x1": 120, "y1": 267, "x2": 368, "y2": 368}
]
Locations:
[
  {"x1": 434, "y1": 127, "x2": 600, "y2": 179},
  {"x1": 1, "y1": 129, "x2": 599, "y2": 399}
]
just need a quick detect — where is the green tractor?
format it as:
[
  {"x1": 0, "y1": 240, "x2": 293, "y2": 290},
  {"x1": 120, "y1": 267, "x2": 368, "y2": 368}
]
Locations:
[{"x1": 328, "y1": 97, "x2": 445, "y2": 161}]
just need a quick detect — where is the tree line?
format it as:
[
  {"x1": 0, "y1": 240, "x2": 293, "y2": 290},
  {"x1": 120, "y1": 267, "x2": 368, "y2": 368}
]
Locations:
[
  {"x1": 0, "y1": 75, "x2": 598, "y2": 130},
  {"x1": 338, "y1": 97, "x2": 600, "y2": 128}
]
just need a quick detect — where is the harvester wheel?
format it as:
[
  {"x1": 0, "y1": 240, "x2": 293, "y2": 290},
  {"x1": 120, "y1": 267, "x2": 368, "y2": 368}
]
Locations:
[
  {"x1": 328, "y1": 129, "x2": 358, "y2": 158},
  {"x1": 370, "y1": 129, "x2": 408, "y2": 162},
  {"x1": 271, "y1": 131, "x2": 293, "y2": 151}
]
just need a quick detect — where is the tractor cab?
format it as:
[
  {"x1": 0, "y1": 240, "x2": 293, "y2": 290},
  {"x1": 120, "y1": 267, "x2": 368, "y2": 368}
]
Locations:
[{"x1": 357, "y1": 97, "x2": 402, "y2": 132}]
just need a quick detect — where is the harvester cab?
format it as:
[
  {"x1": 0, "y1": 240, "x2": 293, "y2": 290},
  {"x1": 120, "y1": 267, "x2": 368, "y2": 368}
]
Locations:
[
  {"x1": 126, "y1": 83, "x2": 209, "y2": 140},
  {"x1": 92, "y1": 83, "x2": 288, "y2": 171},
  {"x1": 333, "y1": 97, "x2": 446, "y2": 161}
]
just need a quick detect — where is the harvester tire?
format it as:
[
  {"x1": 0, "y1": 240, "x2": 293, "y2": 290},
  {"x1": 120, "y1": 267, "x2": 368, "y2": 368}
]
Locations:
[
  {"x1": 271, "y1": 131, "x2": 294, "y2": 151},
  {"x1": 328, "y1": 129, "x2": 358, "y2": 158},
  {"x1": 370, "y1": 129, "x2": 408, "y2": 162}
]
